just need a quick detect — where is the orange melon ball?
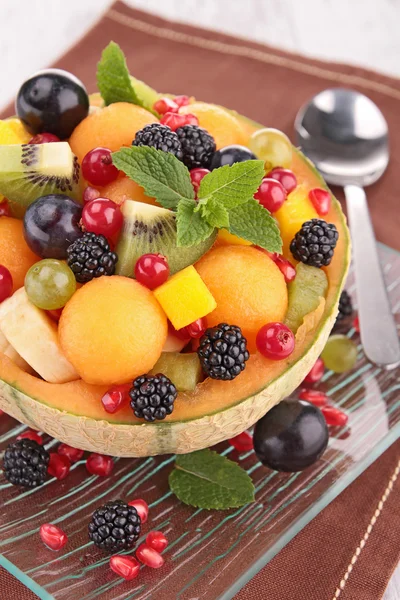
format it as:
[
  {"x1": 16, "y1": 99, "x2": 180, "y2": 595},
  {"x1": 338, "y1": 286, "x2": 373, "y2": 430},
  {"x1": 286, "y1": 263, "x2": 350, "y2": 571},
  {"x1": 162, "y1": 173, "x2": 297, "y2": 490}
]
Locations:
[
  {"x1": 195, "y1": 246, "x2": 288, "y2": 351},
  {"x1": 180, "y1": 102, "x2": 247, "y2": 149},
  {"x1": 100, "y1": 176, "x2": 158, "y2": 207},
  {"x1": 59, "y1": 276, "x2": 167, "y2": 385},
  {"x1": 0, "y1": 217, "x2": 40, "y2": 292},
  {"x1": 69, "y1": 102, "x2": 158, "y2": 164}
]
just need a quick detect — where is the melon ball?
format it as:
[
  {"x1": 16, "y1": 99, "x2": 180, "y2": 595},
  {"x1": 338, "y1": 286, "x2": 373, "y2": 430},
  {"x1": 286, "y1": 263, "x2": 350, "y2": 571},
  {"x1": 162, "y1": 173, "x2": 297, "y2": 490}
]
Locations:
[{"x1": 59, "y1": 276, "x2": 167, "y2": 385}]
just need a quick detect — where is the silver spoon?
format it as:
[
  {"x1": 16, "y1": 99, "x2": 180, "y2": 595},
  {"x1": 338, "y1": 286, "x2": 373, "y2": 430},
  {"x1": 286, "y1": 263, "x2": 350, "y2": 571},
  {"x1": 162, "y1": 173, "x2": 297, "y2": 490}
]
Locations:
[{"x1": 295, "y1": 87, "x2": 400, "y2": 369}]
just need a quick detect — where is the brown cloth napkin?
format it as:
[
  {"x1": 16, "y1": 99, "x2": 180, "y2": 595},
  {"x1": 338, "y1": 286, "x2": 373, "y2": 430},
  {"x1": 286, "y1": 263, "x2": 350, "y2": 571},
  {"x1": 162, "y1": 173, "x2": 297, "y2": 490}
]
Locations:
[{"x1": 1, "y1": 4, "x2": 399, "y2": 599}]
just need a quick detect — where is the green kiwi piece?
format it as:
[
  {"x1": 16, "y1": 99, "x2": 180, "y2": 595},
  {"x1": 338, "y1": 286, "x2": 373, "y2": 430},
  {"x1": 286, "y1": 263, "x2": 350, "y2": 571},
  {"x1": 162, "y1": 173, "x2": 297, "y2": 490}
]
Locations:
[
  {"x1": 116, "y1": 200, "x2": 217, "y2": 277},
  {"x1": 129, "y1": 76, "x2": 160, "y2": 115},
  {"x1": 0, "y1": 142, "x2": 82, "y2": 218},
  {"x1": 284, "y1": 263, "x2": 328, "y2": 333},
  {"x1": 150, "y1": 352, "x2": 202, "y2": 392}
]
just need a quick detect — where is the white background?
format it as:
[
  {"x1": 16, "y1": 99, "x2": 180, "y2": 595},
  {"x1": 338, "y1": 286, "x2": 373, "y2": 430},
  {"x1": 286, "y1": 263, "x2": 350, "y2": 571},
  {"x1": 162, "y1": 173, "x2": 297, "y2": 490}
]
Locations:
[{"x1": 1, "y1": 1, "x2": 399, "y2": 598}]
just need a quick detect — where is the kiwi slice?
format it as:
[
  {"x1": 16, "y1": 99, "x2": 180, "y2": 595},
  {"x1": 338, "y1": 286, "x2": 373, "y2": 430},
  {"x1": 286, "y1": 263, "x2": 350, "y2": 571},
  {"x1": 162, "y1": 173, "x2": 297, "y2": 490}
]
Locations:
[
  {"x1": 150, "y1": 352, "x2": 202, "y2": 392},
  {"x1": 130, "y1": 76, "x2": 160, "y2": 115},
  {"x1": 0, "y1": 142, "x2": 81, "y2": 217},
  {"x1": 285, "y1": 263, "x2": 328, "y2": 333},
  {"x1": 116, "y1": 200, "x2": 217, "y2": 276}
]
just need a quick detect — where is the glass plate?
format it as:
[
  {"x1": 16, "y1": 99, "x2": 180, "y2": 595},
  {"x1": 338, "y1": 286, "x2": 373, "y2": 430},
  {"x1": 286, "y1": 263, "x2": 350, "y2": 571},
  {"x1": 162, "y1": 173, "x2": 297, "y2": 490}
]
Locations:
[{"x1": 0, "y1": 244, "x2": 399, "y2": 600}]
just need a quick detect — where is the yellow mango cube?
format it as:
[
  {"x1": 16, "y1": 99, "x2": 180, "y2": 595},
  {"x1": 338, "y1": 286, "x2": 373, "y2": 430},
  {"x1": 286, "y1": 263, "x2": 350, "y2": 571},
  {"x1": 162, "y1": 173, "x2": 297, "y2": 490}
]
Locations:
[
  {"x1": 217, "y1": 229, "x2": 252, "y2": 246},
  {"x1": 154, "y1": 266, "x2": 217, "y2": 330},
  {"x1": 275, "y1": 184, "x2": 318, "y2": 258},
  {"x1": 5, "y1": 118, "x2": 31, "y2": 143}
]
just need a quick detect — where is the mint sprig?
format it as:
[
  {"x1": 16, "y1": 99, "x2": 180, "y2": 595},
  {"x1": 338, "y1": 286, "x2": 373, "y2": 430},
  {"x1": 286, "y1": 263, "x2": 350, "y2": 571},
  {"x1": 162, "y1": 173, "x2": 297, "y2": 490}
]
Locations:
[
  {"x1": 169, "y1": 449, "x2": 255, "y2": 510},
  {"x1": 113, "y1": 146, "x2": 283, "y2": 252}
]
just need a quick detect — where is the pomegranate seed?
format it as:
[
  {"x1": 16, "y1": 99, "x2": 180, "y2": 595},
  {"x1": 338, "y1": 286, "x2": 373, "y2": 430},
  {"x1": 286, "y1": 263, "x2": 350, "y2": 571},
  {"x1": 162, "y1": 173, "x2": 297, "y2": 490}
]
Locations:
[
  {"x1": 29, "y1": 133, "x2": 60, "y2": 144},
  {"x1": 0, "y1": 265, "x2": 13, "y2": 304},
  {"x1": 135, "y1": 253, "x2": 170, "y2": 289},
  {"x1": 309, "y1": 188, "x2": 331, "y2": 216},
  {"x1": 0, "y1": 199, "x2": 10, "y2": 217},
  {"x1": 39, "y1": 523, "x2": 68, "y2": 551},
  {"x1": 174, "y1": 95, "x2": 191, "y2": 108},
  {"x1": 57, "y1": 443, "x2": 84, "y2": 463},
  {"x1": 86, "y1": 453, "x2": 114, "y2": 477},
  {"x1": 82, "y1": 198, "x2": 123, "y2": 237},
  {"x1": 83, "y1": 186, "x2": 101, "y2": 204},
  {"x1": 102, "y1": 383, "x2": 131, "y2": 414},
  {"x1": 266, "y1": 252, "x2": 296, "y2": 283},
  {"x1": 136, "y1": 544, "x2": 164, "y2": 568},
  {"x1": 82, "y1": 147, "x2": 119, "y2": 187},
  {"x1": 128, "y1": 498, "x2": 149, "y2": 524},
  {"x1": 47, "y1": 308, "x2": 63, "y2": 322},
  {"x1": 267, "y1": 167, "x2": 297, "y2": 193},
  {"x1": 110, "y1": 555, "x2": 140, "y2": 580},
  {"x1": 160, "y1": 112, "x2": 199, "y2": 131},
  {"x1": 146, "y1": 531, "x2": 168, "y2": 552},
  {"x1": 256, "y1": 322, "x2": 295, "y2": 360},
  {"x1": 322, "y1": 406, "x2": 349, "y2": 427},
  {"x1": 229, "y1": 431, "x2": 253, "y2": 452},
  {"x1": 48, "y1": 453, "x2": 70, "y2": 480},
  {"x1": 299, "y1": 388, "x2": 329, "y2": 407},
  {"x1": 255, "y1": 178, "x2": 287, "y2": 213},
  {"x1": 17, "y1": 430, "x2": 43, "y2": 445},
  {"x1": 353, "y1": 315, "x2": 360, "y2": 333},
  {"x1": 190, "y1": 168, "x2": 210, "y2": 195},
  {"x1": 153, "y1": 97, "x2": 179, "y2": 115},
  {"x1": 304, "y1": 358, "x2": 325, "y2": 384},
  {"x1": 178, "y1": 318, "x2": 207, "y2": 339}
]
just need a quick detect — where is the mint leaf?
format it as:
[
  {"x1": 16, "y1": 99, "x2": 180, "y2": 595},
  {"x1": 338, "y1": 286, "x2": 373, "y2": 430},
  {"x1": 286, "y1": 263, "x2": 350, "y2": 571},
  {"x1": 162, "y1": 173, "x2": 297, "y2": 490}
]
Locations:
[
  {"x1": 228, "y1": 198, "x2": 283, "y2": 252},
  {"x1": 112, "y1": 146, "x2": 194, "y2": 210},
  {"x1": 169, "y1": 449, "x2": 255, "y2": 510},
  {"x1": 177, "y1": 198, "x2": 215, "y2": 246},
  {"x1": 97, "y1": 42, "x2": 139, "y2": 106},
  {"x1": 200, "y1": 196, "x2": 230, "y2": 229},
  {"x1": 198, "y1": 160, "x2": 265, "y2": 210}
]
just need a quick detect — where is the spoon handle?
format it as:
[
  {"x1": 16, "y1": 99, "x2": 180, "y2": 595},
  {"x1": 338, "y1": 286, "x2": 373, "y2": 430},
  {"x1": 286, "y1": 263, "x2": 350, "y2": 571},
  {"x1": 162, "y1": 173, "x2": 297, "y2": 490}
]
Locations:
[{"x1": 344, "y1": 184, "x2": 400, "y2": 369}]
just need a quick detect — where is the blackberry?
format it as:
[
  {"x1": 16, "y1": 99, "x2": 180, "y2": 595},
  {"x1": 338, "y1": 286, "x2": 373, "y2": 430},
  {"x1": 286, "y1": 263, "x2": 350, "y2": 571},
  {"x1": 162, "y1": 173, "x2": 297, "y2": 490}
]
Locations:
[
  {"x1": 335, "y1": 290, "x2": 353, "y2": 325},
  {"x1": 176, "y1": 124, "x2": 216, "y2": 170},
  {"x1": 88, "y1": 500, "x2": 141, "y2": 552},
  {"x1": 3, "y1": 439, "x2": 49, "y2": 488},
  {"x1": 129, "y1": 374, "x2": 177, "y2": 422},
  {"x1": 290, "y1": 219, "x2": 339, "y2": 268},
  {"x1": 67, "y1": 232, "x2": 118, "y2": 283},
  {"x1": 133, "y1": 123, "x2": 183, "y2": 160},
  {"x1": 198, "y1": 323, "x2": 249, "y2": 381}
]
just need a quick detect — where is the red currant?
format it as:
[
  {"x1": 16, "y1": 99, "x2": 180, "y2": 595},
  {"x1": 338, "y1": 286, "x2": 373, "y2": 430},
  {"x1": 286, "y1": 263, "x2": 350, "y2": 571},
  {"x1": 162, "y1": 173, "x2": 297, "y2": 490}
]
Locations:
[
  {"x1": 29, "y1": 133, "x2": 60, "y2": 144},
  {"x1": 40, "y1": 523, "x2": 68, "y2": 551},
  {"x1": 160, "y1": 112, "x2": 199, "y2": 131},
  {"x1": 146, "y1": 531, "x2": 168, "y2": 552},
  {"x1": 135, "y1": 254, "x2": 170, "y2": 290},
  {"x1": 304, "y1": 357, "x2": 325, "y2": 384},
  {"x1": 174, "y1": 95, "x2": 190, "y2": 108},
  {"x1": 82, "y1": 147, "x2": 119, "y2": 187},
  {"x1": 86, "y1": 453, "x2": 114, "y2": 476},
  {"x1": 153, "y1": 97, "x2": 179, "y2": 115},
  {"x1": 266, "y1": 167, "x2": 297, "y2": 193},
  {"x1": 136, "y1": 544, "x2": 165, "y2": 568},
  {"x1": 266, "y1": 252, "x2": 296, "y2": 283},
  {"x1": 110, "y1": 555, "x2": 140, "y2": 581},
  {"x1": 0, "y1": 199, "x2": 11, "y2": 217},
  {"x1": 57, "y1": 443, "x2": 84, "y2": 463},
  {"x1": 82, "y1": 198, "x2": 123, "y2": 237},
  {"x1": 229, "y1": 431, "x2": 253, "y2": 452},
  {"x1": 128, "y1": 498, "x2": 149, "y2": 524},
  {"x1": 0, "y1": 265, "x2": 13, "y2": 303},
  {"x1": 48, "y1": 453, "x2": 71, "y2": 480},
  {"x1": 299, "y1": 388, "x2": 329, "y2": 407},
  {"x1": 17, "y1": 430, "x2": 43, "y2": 445},
  {"x1": 256, "y1": 322, "x2": 295, "y2": 360},
  {"x1": 308, "y1": 188, "x2": 331, "y2": 216},
  {"x1": 179, "y1": 318, "x2": 207, "y2": 339},
  {"x1": 254, "y1": 178, "x2": 287, "y2": 212},
  {"x1": 102, "y1": 383, "x2": 131, "y2": 414},
  {"x1": 83, "y1": 186, "x2": 101, "y2": 204},
  {"x1": 321, "y1": 406, "x2": 348, "y2": 427},
  {"x1": 190, "y1": 168, "x2": 210, "y2": 195}
]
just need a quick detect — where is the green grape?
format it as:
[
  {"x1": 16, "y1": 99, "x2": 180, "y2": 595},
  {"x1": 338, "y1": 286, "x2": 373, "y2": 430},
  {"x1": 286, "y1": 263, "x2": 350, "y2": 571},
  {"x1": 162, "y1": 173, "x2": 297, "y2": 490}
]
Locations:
[
  {"x1": 249, "y1": 128, "x2": 293, "y2": 170},
  {"x1": 25, "y1": 259, "x2": 76, "y2": 310},
  {"x1": 321, "y1": 334, "x2": 358, "y2": 373}
]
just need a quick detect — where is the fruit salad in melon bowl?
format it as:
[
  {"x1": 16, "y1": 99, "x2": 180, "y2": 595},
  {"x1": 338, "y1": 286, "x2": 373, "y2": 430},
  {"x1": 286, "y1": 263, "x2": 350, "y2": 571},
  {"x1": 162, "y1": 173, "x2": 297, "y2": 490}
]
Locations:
[{"x1": 0, "y1": 43, "x2": 350, "y2": 459}]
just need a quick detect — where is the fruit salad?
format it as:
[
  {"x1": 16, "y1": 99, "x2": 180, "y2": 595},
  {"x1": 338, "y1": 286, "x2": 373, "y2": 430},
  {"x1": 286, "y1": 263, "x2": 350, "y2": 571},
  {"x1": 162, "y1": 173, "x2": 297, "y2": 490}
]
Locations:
[{"x1": 0, "y1": 42, "x2": 350, "y2": 459}]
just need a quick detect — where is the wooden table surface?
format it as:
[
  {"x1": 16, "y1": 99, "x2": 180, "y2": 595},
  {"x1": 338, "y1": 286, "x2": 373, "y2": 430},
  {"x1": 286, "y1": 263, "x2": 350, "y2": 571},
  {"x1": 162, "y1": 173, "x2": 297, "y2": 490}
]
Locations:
[{"x1": 1, "y1": 1, "x2": 399, "y2": 598}]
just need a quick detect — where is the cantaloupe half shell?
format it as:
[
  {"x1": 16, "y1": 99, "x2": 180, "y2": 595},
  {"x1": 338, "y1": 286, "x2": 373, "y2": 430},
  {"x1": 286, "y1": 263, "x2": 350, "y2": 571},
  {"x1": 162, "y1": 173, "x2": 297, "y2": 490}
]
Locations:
[{"x1": 0, "y1": 111, "x2": 351, "y2": 457}]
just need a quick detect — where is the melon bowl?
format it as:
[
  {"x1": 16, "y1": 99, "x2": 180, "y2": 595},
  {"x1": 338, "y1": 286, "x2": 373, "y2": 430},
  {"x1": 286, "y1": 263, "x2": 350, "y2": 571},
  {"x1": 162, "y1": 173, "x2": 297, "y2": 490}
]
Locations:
[{"x1": 0, "y1": 111, "x2": 351, "y2": 457}]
